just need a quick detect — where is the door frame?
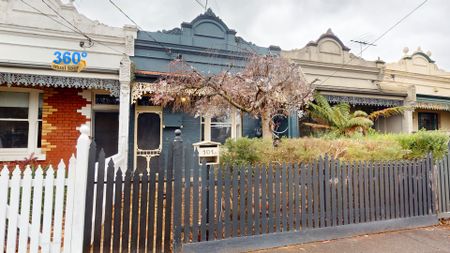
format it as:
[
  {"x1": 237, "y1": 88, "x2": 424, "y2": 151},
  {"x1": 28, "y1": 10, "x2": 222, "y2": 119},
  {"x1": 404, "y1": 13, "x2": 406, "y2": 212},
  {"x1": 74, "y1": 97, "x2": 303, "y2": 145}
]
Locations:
[{"x1": 133, "y1": 105, "x2": 163, "y2": 171}]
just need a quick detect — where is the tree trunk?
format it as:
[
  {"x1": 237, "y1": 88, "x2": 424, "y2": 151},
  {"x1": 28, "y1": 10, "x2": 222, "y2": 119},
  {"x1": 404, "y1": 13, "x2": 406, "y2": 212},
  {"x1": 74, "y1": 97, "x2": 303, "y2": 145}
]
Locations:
[{"x1": 261, "y1": 110, "x2": 272, "y2": 140}]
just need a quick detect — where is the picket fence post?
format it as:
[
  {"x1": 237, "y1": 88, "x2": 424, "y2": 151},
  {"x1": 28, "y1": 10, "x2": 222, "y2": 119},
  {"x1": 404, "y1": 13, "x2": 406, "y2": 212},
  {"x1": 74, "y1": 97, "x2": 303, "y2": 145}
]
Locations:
[
  {"x1": 66, "y1": 125, "x2": 91, "y2": 253},
  {"x1": 173, "y1": 129, "x2": 184, "y2": 253}
]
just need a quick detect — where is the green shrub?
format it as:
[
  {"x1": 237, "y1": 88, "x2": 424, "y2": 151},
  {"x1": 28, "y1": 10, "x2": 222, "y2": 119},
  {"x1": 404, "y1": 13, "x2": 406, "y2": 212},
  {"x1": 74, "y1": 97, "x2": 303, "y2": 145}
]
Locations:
[
  {"x1": 395, "y1": 130, "x2": 449, "y2": 159},
  {"x1": 221, "y1": 137, "x2": 262, "y2": 166},
  {"x1": 220, "y1": 131, "x2": 449, "y2": 165}
]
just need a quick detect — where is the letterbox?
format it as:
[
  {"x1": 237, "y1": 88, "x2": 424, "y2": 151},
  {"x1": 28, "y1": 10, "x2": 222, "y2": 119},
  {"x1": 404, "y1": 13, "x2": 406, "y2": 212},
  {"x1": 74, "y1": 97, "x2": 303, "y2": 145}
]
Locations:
[{"x1": 192, "y1": 140, "x2": 221, "y2": 165}]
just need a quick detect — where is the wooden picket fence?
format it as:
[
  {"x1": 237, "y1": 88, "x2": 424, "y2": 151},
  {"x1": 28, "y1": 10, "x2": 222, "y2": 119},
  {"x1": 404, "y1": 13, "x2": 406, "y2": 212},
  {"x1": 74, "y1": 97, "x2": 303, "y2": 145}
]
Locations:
[
  {"x1": 0, "y1": 160, "x2": 75, "y2": 253},
  {"x1": 0, "y1": 125, "x2": 91, "y2": 253},
  {"x1": 176, "y1": 157, "x2": 436, "y2": 249},
  {"x1": 437, "y1": 145, "x2": 450, "y2": 217},
  {"x1": 82, "y1": 138, "x2": 180, "y2": 253},
  {"x1": 1, "y1": 127, "x2": 450, "y2": 253}
]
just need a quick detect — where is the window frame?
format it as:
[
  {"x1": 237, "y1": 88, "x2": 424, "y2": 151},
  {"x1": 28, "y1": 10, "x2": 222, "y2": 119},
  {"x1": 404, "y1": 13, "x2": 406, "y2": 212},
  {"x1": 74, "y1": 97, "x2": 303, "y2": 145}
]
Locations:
[
  {"x1": 418, "y1": 111, "x2": 439, "y2": 131},
  {"x1": 201, "y1": 108, "x2": 242, "y2": 143},
  {"x1": 0, "y1": 87, "x2": 44, "y2": 161}
]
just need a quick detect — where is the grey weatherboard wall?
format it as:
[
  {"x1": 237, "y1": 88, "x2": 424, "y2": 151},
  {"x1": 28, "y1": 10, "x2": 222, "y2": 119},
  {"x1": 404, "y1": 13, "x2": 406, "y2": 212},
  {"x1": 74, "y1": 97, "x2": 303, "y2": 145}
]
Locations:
[{"x1": 130, "y1": 9, "x2": 290, "y2": 169}]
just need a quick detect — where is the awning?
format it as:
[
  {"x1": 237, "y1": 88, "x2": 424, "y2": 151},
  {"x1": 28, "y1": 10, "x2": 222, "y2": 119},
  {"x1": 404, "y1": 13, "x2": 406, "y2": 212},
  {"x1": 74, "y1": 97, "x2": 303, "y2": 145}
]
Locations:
[
  {"x1": 323, "y1": 94, "x2": 404, "y2": 107},
  {"x1": 416, "y1": 95, "x2": 450, "y2": 111},
  {"x1": 0, "y1": 72, "x2": 120, "y2": 96}
]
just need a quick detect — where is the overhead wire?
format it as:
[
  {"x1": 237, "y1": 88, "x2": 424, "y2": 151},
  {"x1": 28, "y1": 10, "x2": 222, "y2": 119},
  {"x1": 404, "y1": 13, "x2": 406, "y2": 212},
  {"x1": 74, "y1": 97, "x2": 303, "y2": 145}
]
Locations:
[
  {"x1": 41, "y1": 0, "x2": 127, "y2": 55},
  {"x1": 21, "y1": 0, "x2": 127, "y2": 55},
  {"x1": 41, "y1": 0, "x2": 92, "y2": 41},
  {"x1": 193, "y1": 0, "x2": 207, "y2": 11},
  {"x1": 318, "y1": 0, "x2": 429, "y2": 86},
  {"x1": 108, "y1": 0, "x2": 173, "y2": 56}
]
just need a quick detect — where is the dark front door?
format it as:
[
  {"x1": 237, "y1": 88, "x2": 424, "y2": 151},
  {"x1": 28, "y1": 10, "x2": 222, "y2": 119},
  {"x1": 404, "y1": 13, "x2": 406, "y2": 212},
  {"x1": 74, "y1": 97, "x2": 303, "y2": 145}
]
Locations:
[{"x1": 135, "y1": 109, "x2": 162, "y2": 172}]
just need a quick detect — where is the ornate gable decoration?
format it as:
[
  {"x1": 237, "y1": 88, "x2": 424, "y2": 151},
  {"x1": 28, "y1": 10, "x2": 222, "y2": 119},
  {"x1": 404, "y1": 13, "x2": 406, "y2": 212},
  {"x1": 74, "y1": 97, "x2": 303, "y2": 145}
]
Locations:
[
  {"x1": 182, "y1": 8, "x2": 237, "y2": 38},
  {"x1": 3, "y1": 0, "x2": 130, "y2": 38},
  {"x1": 154, "y1": 8, "x2": 279, "y2": 56},
  {"x1": 387, "y1": 47, "x2": 446, "y2": 75},
  {"x1": 306, "y1": 28, "x2": 350, "y2": 52},
  {"x1": 282, "y1": 28, "x2": 374, "y2": 68},
  {"x1": 402, "y1": 47, "x2": 435, "y2": 64}
]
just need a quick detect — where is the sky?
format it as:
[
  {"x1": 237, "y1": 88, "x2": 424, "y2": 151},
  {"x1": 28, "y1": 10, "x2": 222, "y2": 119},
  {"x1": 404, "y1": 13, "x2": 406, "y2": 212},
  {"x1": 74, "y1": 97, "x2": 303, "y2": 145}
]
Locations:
[{"x1": 73, "y1": 0, "x2": 450, "y2": 70}]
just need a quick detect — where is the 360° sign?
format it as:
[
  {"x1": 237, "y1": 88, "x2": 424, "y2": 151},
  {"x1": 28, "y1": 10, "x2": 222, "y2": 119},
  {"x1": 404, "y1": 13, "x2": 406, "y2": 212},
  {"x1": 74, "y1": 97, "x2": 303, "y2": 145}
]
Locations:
[{"x1": 51, "y1": 51, "x2": 88, "y2": 72}]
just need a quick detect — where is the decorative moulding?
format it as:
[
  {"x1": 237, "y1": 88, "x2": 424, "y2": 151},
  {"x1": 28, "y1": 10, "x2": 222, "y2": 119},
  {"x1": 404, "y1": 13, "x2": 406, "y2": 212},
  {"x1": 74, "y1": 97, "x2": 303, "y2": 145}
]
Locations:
[
  {"x1": 0, "y1": 72, "x2": 120, "y2": 96},
  {"x1": 324, "y1": 94, "x2": 403, "y2": 107}
]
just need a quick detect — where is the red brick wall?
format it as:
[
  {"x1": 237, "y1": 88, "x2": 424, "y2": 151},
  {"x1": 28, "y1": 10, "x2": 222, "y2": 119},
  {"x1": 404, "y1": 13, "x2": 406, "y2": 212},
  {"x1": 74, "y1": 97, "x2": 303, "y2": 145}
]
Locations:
[{"x1": 41, "y1": 88, "x2": 90, "y2": 165}]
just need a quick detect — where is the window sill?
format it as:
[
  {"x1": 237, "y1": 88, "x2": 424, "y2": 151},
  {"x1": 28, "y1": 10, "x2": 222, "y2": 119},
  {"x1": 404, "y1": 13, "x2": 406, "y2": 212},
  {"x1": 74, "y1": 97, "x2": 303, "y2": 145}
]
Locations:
[{"x1": 0, "y1": 152, "x2": 46, "y2": 162}]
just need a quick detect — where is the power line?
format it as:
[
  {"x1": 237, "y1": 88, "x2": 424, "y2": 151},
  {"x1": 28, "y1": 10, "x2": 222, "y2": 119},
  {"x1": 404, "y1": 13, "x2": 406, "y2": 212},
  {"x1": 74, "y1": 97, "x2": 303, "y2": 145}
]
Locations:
[
  {"x1": 318, "y1": 0, "x2": 429, "y2": 86},
  {"x1": 41, "y1": 0, "x2": 126, "y2": 54},
  {"x1": 22, "y1": 0, "x2": 126, "y2": 55},
  {"x1": 108, "y1": 0, "x2": 173, "y2": 56},
  {"x1": 42, "y1": 0, "x2": 92, "y2": 40},
  {"x1": 193, "y1": 0, "x2": 207, "y2": 11},
  {"x1": 21, "y1": 0, "x2": 88, "y2": 39}
]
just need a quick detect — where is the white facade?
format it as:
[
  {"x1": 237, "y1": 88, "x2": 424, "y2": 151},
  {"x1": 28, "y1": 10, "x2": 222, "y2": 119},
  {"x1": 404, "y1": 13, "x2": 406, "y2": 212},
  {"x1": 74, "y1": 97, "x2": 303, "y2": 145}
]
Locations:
[{"x1": 0, "y1": 0, "x2": 136, "y2": 167}]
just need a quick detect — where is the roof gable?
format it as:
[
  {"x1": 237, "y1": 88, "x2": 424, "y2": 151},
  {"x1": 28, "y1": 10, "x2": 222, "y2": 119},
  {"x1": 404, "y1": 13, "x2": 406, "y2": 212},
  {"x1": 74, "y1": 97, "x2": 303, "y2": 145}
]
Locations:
[
  {"x1": 134, "y1": 9, "x2": 280, "y2": 74},
  {"x1": 282, "y1": 28, "x2": 376, "y2": 68}
]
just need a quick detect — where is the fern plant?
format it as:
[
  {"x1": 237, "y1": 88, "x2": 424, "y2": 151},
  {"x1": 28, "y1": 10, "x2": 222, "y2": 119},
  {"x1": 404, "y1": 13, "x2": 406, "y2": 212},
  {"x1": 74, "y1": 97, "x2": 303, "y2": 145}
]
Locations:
[{"x1": 304, "y1": 94, "x2": 409, "y2": 136}]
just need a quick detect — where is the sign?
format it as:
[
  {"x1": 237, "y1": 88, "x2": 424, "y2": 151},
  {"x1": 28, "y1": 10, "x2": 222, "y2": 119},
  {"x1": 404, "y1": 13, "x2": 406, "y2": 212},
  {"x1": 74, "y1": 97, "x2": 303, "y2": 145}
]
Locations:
[
  {"x1": 198, "y1": 147, "x2": 219, "y2": 157},
  {"x1": 51, "y1": 51, "x2": 88, "y2": 72}
]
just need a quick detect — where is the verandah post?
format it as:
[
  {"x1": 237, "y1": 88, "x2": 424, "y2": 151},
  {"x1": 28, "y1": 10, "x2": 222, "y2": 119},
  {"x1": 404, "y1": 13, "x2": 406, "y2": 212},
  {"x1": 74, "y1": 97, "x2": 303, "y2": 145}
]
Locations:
[
  {"x1": 66, "y1": 125, "x2": 91, "y2": 253},
  {"x1": 173, "y1": 129, "x2": 184, "y2": 253}
]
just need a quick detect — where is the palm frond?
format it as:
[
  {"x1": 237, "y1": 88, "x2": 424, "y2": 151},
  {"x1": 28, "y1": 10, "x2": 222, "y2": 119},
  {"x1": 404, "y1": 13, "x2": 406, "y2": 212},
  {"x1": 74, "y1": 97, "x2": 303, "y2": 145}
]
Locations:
[
  {"x1": 353, "y1": 110, "x2": 368, "y2": 118},
  {"x1": 303, "y1": 122, "x2": 332, "y2": 129},
  {"x1": 346, "y1": 117, "x2": 374, "y2": 128},
  {"x1": 368, "y1": 106, "x2": 410, "y2": 121}
]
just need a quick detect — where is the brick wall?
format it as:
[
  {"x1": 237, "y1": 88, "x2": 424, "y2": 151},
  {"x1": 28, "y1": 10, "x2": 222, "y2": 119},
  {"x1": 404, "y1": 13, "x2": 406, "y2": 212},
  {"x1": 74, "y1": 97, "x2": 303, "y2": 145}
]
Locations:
[{"x1": 41, "y1": 88, "x2": 90, "y2": 165}]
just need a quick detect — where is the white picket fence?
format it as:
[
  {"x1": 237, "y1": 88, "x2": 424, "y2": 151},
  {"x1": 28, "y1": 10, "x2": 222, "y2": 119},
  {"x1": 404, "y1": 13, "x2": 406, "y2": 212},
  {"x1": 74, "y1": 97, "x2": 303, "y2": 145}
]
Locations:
[{"x1": 0, "y1": 125, "x2": 91, "y2": 253}]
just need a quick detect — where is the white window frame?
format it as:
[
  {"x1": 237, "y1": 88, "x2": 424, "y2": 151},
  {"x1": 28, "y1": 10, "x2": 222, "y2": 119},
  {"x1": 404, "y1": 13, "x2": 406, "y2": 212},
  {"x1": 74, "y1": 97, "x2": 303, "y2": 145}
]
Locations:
[
  {"x1": 0, "y1": 87, "x2": 45, "y2": 161},
  {"x1": 202, "y1": 108, "x2": 242, "y2": 142}
]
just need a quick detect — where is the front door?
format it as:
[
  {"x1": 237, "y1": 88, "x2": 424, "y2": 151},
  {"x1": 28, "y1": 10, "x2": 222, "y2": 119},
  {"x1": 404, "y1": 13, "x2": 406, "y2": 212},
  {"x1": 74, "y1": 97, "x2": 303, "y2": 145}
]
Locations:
[{"x1": 134, "y1": 106, "x2": 162, "y2": 172}]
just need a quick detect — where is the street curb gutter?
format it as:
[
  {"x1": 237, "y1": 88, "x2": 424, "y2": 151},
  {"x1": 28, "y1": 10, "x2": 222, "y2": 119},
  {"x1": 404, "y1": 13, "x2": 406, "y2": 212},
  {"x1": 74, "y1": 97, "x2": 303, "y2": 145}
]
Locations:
[{"x1": 182, "y1": 215, "x2": 439, "y2": 253}]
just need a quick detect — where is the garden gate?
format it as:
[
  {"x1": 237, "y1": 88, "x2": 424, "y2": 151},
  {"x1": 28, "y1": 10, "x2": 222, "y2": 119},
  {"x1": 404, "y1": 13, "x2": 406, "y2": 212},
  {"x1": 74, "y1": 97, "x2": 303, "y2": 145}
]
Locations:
[{"x1": 82, "y1": 131, "x2": 184, "y2": 252}]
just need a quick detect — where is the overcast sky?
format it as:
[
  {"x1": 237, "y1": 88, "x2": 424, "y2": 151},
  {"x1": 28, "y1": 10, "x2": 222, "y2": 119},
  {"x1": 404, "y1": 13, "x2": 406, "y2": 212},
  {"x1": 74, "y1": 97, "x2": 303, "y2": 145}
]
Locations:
[{"x1": 73, "y1": 0, "x2": 450, "y2": 70}]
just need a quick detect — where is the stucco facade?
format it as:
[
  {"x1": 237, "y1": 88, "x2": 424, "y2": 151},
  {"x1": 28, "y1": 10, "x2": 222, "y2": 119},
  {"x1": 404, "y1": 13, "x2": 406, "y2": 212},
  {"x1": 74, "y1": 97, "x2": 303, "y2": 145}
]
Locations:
[
  {"x1": 282, "y1": 29, "x2": 408, "y2": 134},
  {"x1": 0, "y1": 0, "x2": 136, "y2": 166},
  {"x1": 382, "y1": 47, "x2": 450, "y2": 133}
]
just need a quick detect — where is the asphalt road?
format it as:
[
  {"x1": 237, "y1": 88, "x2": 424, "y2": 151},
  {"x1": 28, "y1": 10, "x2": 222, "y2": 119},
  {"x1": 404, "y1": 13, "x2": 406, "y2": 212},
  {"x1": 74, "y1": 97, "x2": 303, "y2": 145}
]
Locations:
[{"x1": 251, "y1": 225, "x2": 450, "y2": 253}]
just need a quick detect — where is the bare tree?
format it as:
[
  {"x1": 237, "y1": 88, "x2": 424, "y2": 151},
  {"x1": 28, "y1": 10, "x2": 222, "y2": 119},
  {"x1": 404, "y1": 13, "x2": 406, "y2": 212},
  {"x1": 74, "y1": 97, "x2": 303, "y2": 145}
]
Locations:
[{"x1": 132, "y1": 54, "x2": 315, "y2": 139}]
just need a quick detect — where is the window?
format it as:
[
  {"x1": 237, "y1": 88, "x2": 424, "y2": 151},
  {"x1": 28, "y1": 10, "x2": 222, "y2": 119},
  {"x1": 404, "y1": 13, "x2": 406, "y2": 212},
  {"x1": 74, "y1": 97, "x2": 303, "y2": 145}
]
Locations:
[
  {"x1": 418, "y1": 112, "x2": 438, "y2": 130},
  {"x1": 201, "y1": 109, "x2": 241, "y2": 143},
  {"x1": 211, "y1": 115, "x2": 232, "y2": 143},
  {"x1": 0, "y1": 89, "x2": 43, "y2": 161}
]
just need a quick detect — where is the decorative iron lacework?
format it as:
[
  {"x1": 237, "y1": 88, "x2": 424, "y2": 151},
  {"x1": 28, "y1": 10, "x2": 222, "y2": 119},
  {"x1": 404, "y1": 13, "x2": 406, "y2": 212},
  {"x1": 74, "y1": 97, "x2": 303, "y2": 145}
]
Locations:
[
  {"x1": 0, "y1": 72, "x2": 120, "y2": 96},
  {"x1": 324, "y1": 95, "x2": 403, "y2": 107},
  {"x1": 415, "y1": 101, "x2": 450, "y2": 111}
]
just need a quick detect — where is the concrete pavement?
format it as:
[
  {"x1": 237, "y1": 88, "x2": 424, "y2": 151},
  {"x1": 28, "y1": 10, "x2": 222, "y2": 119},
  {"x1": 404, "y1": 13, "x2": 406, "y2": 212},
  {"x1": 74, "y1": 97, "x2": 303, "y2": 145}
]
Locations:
[{"x1": 251, "y1": 225, "x2": 450, "y2": 253}]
